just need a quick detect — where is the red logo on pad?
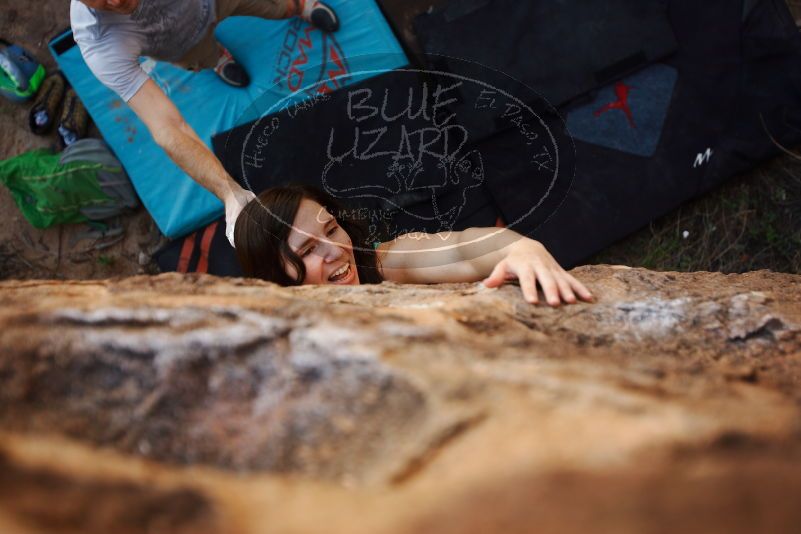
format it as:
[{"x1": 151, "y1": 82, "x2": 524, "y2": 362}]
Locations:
[{"x1": 594, "y1": 82, "x2": 636, "y2": 129}]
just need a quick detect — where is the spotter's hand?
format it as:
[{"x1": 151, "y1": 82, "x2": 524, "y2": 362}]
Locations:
[
  {"x1": 224, "y1": 188, "x2": 257, "y2": 248},
  {"x1": 482, "y1": 239, "x2": 594, "y2": 306}
]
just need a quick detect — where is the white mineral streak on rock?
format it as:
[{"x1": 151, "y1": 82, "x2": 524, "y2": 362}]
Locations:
[{"x1": 612, "y1": 298, "x2": 689, "y2": 340}]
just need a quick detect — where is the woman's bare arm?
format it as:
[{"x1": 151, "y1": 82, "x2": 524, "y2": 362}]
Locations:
[{"x1": 378, "y1": 227, "x2": 593, "y2": 306}]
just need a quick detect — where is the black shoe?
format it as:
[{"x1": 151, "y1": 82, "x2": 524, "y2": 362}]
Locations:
[
  {"x1": 57, "y1": 88, "x2": 89, "y2": 148},
  {"x1": 217, "y1": 60, "x2": 250, "y2": 88},
  {"x1": 307, "y1": 1, "x2": 339, "y2": 33},
  {"x1": 29, "y1": 71, "x2": 66, "y2": 135}
]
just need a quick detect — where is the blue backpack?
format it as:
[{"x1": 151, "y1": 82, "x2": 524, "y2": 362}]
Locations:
[{"x1": 0, "y1": 38, "x2": 45, "y2": 103}]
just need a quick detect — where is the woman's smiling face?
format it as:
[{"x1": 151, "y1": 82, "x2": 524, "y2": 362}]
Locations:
[{"x1": 285, "y1": 199, "x2": 360, "y2": 285}]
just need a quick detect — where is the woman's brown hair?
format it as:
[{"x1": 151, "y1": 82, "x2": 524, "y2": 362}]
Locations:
[{"x1": 234, "y1": 184, "x2": 383, "y2": 285}]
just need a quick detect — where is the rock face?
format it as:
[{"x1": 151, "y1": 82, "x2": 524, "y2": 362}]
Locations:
[{"x1": 1, "y1": 266, "x2": 800, "y2": 534}]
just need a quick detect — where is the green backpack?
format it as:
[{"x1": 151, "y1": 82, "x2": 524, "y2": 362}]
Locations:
[{"x1": 0, "y1": 139, "x2": 140, "y2": 229}]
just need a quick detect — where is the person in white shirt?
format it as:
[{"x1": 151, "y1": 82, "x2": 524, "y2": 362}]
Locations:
[{"x1": 71, "y1": 0, "x2": 340, "y2": 246}]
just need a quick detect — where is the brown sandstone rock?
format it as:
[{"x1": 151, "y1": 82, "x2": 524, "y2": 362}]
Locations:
[{"x1": 0, "y1": 266, "x2": 800, "y2": 533}]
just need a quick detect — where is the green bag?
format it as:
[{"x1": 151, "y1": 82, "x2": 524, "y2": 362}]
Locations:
[{"x1": 0, "y1": 139, "x2": 139, "y2": 229}]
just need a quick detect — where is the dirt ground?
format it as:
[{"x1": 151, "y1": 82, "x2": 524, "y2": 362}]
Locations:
[
  {"x1": 1, "y1": 1, "x2": 800, "y2": 281},
  {"x1": 0, "y1": 1, "x2": 166, "y2": 280}
]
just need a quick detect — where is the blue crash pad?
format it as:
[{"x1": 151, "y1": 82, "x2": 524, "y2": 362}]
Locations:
[{"x1": 50, "y1": 0, "x2": 406, "y2": 238}]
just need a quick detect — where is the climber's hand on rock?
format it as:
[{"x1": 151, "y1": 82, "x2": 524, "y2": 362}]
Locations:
[{"x1": 482, "y1": 239, "x2": 594, "y2": 307}]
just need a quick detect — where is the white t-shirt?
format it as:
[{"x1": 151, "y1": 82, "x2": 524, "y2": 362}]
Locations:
[{"x1": 70, "y1": 0, "x2": 215, "y2": 102}]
